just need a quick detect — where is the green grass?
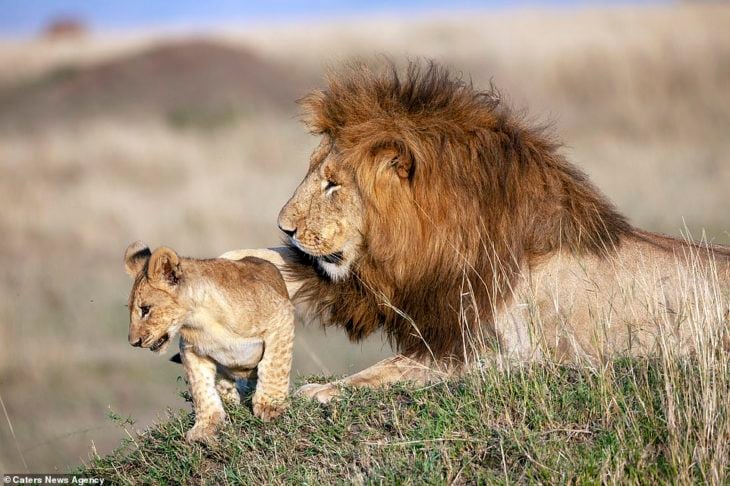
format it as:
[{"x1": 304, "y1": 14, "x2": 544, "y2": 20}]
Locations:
[{"x1": 78, "y1": 357, "x2": 729, "y2": 484}]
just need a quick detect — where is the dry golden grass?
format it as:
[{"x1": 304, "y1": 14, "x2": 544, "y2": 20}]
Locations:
[{"x1": 0, "y1": 2, "x2": 728, "y2": 473}]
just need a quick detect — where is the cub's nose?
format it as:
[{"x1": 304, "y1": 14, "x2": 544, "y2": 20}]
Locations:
[
  {"x1": 278, "y1": 223, "x2": 296, "y2": 237},
  {"x1": 130, "y1": 337, "x2": 143, "y2": 347}
]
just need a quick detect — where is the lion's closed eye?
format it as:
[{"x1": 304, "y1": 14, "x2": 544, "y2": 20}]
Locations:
[{"x1": 324, "y1": 180, "x2": 340, "y2": 195}]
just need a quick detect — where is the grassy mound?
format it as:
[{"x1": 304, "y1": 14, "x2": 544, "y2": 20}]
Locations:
[{"x1": 79, "y1": 358, "x2": 729, "y2": 484}]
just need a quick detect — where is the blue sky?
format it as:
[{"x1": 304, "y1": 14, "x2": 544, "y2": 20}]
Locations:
[{"x1": 1, "y1": 0, "x2": 671, "y2": 37}]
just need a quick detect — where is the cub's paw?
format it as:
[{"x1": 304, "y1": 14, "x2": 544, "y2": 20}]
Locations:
[
  {"x1": 216, "y1": 380, "x2": 241, "y2": 405},
  {"x1": 295, "y1": 382, "x2": 340, "y2": 404},
  {"x1": 185, "y1": 416, "x2": 225, "y2": 444},
  {"x1": 252, "y1": 394, "x2": 287, "y2": 422}
]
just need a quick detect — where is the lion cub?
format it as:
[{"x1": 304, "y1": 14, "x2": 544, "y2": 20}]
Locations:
[{"x1": 123, "y1": 241, "x2": 295, "y2": 443}]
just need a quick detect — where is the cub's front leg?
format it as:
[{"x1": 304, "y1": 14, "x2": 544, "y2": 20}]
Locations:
[
  {"x1": 253, "y1": 303, "x2": 295, "y2": 421},
  {"x1": 180, "y1": 341, "x2": 226, "y2": 444}
]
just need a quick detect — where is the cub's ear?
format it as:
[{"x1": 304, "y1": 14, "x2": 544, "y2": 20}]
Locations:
[
  {"x1": 374, "y1": 141, "x2": 414, "y2": 180},
  {"x1": 124, "y1": 241, "x2": 151, "y2": 277},
  {"x1": 148, "y1": 247, "x2": 182, "y2": 288}
]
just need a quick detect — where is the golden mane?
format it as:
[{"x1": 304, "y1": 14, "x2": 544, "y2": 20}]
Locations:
[{"x1": 285, "y1": 61, "x2": 632, "y2": 360}]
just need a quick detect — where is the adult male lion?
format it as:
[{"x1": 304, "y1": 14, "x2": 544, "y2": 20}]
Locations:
[{"x1": 224, "y1": 61, "x2": 730, "y2": 403}]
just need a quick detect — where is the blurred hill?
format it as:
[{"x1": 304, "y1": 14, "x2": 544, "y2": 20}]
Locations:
[{"x1": 0, "y1": 39, "x2": 301, "y2": 128}]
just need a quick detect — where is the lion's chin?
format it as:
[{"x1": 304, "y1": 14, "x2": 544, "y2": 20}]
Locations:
[
  {"x1": 286, "y1": 237, "x2": 356, "y2": 282},
  {"x1": 316, "y1": 257, "x2": 351, "y2": 282}
]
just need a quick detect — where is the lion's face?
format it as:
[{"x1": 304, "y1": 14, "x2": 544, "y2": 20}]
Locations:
[
  {"x1": 124, "y1": 242, "x2": 187, "y2": 354},
  {"x1": 278, "y1": 138, "x2": 365, "y2": 281}
]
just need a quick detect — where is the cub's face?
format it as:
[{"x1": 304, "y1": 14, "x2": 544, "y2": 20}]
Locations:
[{"x1": 124, "y1": 242, "x2": 186, "y2": 354}]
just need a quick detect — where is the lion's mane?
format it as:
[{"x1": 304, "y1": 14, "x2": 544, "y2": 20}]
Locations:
[{"x1": 285, "y1": 61, "x2": 632, "y2": 360}]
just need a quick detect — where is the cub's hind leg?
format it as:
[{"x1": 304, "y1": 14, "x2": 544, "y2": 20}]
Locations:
[
  {"x1": 215, "y1": 366, "x2": 258, "y2": 405},
  {"x1": 215, "y1": 377, "x2": 241, "y2": 406}
]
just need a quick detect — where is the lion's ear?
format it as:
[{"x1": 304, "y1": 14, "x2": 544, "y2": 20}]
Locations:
[
  {"x1": 375, "y1": 143, "x2": 414, "y2": 180},
  {"x1": 390, "y1": 152, "x2": 414, "y2": 179},
  {"x1": 147, "y1": 247, "x2": 182, "y2": 288},
  {"x1": 124, "y1": 241, "x2": 151, "y2": 277}
]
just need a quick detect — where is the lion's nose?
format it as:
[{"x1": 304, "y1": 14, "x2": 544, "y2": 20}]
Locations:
[
  {"x1": 130, "y1": 337, "x2": 143, "y2": 347},
  {"x1": 279, "y1": 223, "x2": 296, "y2": 237}
]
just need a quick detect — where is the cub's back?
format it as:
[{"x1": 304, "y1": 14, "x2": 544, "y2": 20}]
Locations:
[
  {"x1": 185, "y1": 256, "x2": 291, "y2": 335},
  {"x1": 201, "y1": 256, "x2": 290, "y2": 312},
  {"x1": 193, "y1": 256, "x2": 288, "y2": 299},
  {"x1": 231, "y1": 256, "x2": 289, "y2": 300}
]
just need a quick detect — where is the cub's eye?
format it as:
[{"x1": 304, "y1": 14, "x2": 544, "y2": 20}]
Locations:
[
  {"x1": 139, "y1": 305, "x2": 151, "y2": 318},
  {"x1": 324, "y1": 180, "x2": 340, "y2": 194}
]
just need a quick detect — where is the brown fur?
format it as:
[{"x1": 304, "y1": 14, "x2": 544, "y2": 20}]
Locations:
[{"x1": 284, "y1": 61, "x2": 636, "y2": 360}]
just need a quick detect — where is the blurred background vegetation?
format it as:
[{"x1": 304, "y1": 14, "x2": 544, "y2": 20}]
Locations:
[{"x1": 0, "y1": 0, "x2": 728, "y2": 473}]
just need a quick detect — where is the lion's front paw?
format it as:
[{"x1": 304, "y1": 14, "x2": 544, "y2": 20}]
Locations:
[
  {"x1": 185, "y1": 415, "x2": 225, "y2": 444},
  {"x1": 252, "y1": 393, "x2": 287, "y2": 422},
  {"x1": 295, "y1": 382, "x2": 340, "y2": 404}
]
